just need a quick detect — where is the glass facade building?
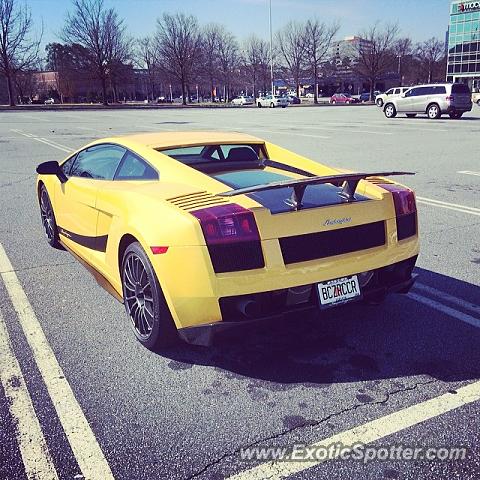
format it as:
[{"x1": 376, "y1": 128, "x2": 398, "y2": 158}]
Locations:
[{"x1": 447, "y1": 1, "x2": 480, "y2": 91}]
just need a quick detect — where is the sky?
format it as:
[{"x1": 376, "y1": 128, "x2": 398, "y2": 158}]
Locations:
[{"x1": 28, "y1": 0, "x2": 452, "y2": 52}]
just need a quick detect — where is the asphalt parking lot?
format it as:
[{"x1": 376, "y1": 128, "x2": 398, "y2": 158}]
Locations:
[{"x1": 0, "y1": 104, "x2": 479, "y2": 480}]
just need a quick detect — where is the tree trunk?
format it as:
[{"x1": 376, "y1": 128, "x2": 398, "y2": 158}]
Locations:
[
  {"x1": 210, "y1": 80, "x2": 215, "y2": 102},
  {"x1": 101, "y1": 77, "x2": 108, "y2": 105},
  {"x1": 6, "y1": 73, "x2": 15, "y2": 107},
  {"x1": 181, "y1": 80, "x2": 187, "y2": 105},
  {"x1": 313, "y1": 65, "x2": 318, "y2": 104}
]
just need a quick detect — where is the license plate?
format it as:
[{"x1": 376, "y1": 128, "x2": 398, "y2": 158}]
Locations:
[{"x1": 317, "y1": 275, "x2": 361, "y2": 308}]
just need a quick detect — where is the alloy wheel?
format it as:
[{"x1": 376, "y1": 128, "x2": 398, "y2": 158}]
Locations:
[
  {"x1": 123, "y1": 253, "x2": 155, "y2": 340},
  {"x1": 428, "y1": 105, "x2": 439, "y2": 119},
  {"x1": 40, "y1": 189, "x2": 55, "y2": 241}
]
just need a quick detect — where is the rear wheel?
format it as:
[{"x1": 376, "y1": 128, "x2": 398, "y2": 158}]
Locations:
[
  {"x1": 406, "y1": 113, "x2": 417, "y2": 118},
  {"x1": 384, "y1": 103, "x2": 397, "y2": 118},
  {"x1": 270, "y1": 102, "x2": 275, "y2": 108},
  {"x1": 122, "y1": 242, "x2": 178, "y2": 350},
  {"x1": 449, "y1": 112, "x2": 463, "y2": 119},
  {"x1": 427, "y1": 103, "x2": 441, "y2": 119},
  {"x1": 39, "y1": 185, "x2": 61, "y2": 248},
  {"x1": 332, "y1": 100, "x2": 336, "y2": 105},
  {"x1": 257, "y1": 102, "x2": 262, "y2": 108},
  {"x1": 376, "y1": 98, "x2": 383, "y2": 107}
]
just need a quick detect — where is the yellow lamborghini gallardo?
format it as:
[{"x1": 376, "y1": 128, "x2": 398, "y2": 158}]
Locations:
[{"x1": 36, "y1": 132, "x2": 419, "y2": 349}]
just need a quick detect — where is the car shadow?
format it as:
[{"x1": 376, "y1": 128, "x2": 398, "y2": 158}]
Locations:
[
  {"x1": 393, "y1": 114, "x2": 480, "y2": 121},
  {"x1": 157, "y1": 268, "x2": 480, "y2": 388}
]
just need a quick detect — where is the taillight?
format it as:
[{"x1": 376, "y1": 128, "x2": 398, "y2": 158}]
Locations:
[
  {"x1": 191, "y1": 204, "x2": 260, "y2": 244},
  {"x1": 192, "y1": 204, "x2": 264, "y2": 272},
  {"x1": 446, "y1": 95, "x2": 454, "y2": 103},
  {"x1": 379, "y1": 184, "x2": 417, "y2": 241}
]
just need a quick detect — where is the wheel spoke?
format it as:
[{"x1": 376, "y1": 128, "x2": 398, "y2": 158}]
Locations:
[{"x1": 141, "y1": 308, "x2": 152, "y2": 331}]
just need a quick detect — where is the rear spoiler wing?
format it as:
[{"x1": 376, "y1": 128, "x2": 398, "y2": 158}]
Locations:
[{"x1": 218, "y1": 171, "x2": 415, "y2": 210}]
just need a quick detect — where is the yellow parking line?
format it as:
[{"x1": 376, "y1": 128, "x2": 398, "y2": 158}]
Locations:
[
  {"x1": 0, "y1": 243, "x2": 115, "y2": 480},
  {"x1": 0, "y1": 310, "x2": 59, "y2": 480},
  {"x1": 227, "y1": 380, "x2": 480, "y2": 479}
]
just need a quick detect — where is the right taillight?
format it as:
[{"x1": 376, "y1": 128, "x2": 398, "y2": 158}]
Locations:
[
  {"x1": 192, "y1": 204, "x2": 264, "y2": 273},
  {"x1": 379, "y1": 184, "x2": 417, "y2": 241}
]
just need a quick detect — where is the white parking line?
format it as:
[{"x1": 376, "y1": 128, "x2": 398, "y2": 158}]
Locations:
[
  {"x1": 0, "y1": 244, "x2": 114, "y2": 480},
  {"x1": 458, "y1": 170, "x2": 480, "y2": 177},
  {"x1": 413, "y1": 283, "x2": 480, "y2": 317},
  {"x1": 227, "y1": 379, "x2": 480, "y2": 480},
  {"x1": 0, "y1": 310, "x2": 59, "y2": 480},
  {"x1": 416, "y1": 196, "x2": 480, "y2": 217},
  {"x1": 11, "y1": 129, "x2": 74, "y2": 153},
  {"x1": 409, "y1": 292, "x2": 480, "y2": 329}
]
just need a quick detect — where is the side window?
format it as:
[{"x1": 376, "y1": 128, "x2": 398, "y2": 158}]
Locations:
[
  {"x1": 387, "y1": 89, "x2": 394, "y2": 95},
  {"x1": 115, "y1": 151, "x2": 158, "y2": 180},
  {"x1": 405, "y1": 88, "x2": 416, "y2": 97},
  {"x1": 70, "y1": 144, "x2": 126, "y2": 180},
  {"x1": 61, "y1": 153, "x2": 77, "y2": 176},
  {"x1": 432, "y1": 86, "x2": 447, "y2": 94}
]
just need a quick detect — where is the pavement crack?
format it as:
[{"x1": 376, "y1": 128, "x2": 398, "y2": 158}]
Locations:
[
  {"x1": 0, "y1": 260, "x2": 77, "y2": 275},
  {"x1": 186, "y1": 377, "x2": 438, "y2": 479}
]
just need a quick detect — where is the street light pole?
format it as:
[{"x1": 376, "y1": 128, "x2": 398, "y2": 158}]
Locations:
[
  {"x1": 269, "y1": 0, "x2": 274, "y2": 96},
  {"x1": 397, "y1": 55, "x2": 402, "y2": 86}
]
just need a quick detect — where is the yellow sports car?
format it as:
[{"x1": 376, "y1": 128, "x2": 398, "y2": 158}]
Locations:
[{"x1": 36, "y1": 132, "x2": 419, "y2": 349}]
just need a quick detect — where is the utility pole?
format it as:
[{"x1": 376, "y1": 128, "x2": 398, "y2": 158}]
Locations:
[{"x1": 269, "y1": 0, "x2": 274, "y2": 96}]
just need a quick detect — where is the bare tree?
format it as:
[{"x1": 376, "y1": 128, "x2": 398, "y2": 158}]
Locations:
[
  {"x1": 155, "y1": 13, "x2": 202, "y2": 105},
  {"x1": 63, "y1": 0, "x2": 129, "y2": 105},
  {"x1": 276, "y1": 21, "x2": 306, "y2": 97},
  {"x1": 201, "y1": 23, "x2": 222, "y2": 101},
  {"x1": 393, "y1": 37, "x2": 413, "y2": 86},
  {"x1": 243, "y1": 35, "x2": 270, "y2": 100},
  {"x1": 415, "y1": 37, "x2": 445, "y2": 83},
  {"x1": 353, "y1": 23, "x2": 399, "y2": 97},
  {"x1": 217, "y1": 28, "x2": 239, "y2": 102},
  {"x1": 135, "y1": 37, "x2": 158, "y2": 101},
  {"x1": 304, "y1": 19, "x2": 339, "y2": 104},
  {"x1": 0, "y1": 0, "x2": 41, "y2": 106}
]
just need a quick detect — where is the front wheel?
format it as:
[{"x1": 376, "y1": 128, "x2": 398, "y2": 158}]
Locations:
[
  {"x1": 331, "y1": 100, "x2": 336, "y2": 105},
  {"x1": 384, "y1": 103, "x2": 397, "y2": 118},
  {"x1": 39, "y1": 185, "x2": 61, "y2": 248},
  {"x1": 406, "y1": 113, "x2": 417, "y2": 118},
  {"x1": 257, "y1": 102, "x2": 262, "y2": 108},
  {"x1": 270, "y1": 102, "x2": 275, "y2": 108},
  {"x1": 477, "y1": 99, "x2": 480, "y2": 106},
  {"x1": 122, "y1": 242, "x2": 178, "y2": 350},
  {"x1": 376, "y1": 98, "x2": 383, "y2": 107},
  {"x1": 427, "y1": 103, "x2": 441, "y2": 119}
]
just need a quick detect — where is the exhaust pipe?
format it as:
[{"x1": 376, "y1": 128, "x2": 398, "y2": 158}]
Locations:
[{"x1": 236, "y1": 298, "x2": 261, "y2": 319}]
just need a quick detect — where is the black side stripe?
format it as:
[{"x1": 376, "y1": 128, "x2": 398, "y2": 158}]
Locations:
[{"x1": 58, "y1": 227, "x2": 108, "y2": 252}]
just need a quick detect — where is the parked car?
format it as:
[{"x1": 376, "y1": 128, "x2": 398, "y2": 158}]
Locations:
[
  {"x1": 44, "y1": 98, "x2": 55, "y2": 105},
  {"x1": 256, "y1": 95, "x2": 289, "y2": 108},
  {"x1": 383, "y1": 83, "x2": 472, "y2": 119},
  {"x1": 287, "y1": 95, "x2": 301, "y2": 104},
  {"x1": 304, "y1": 92, "x2": 314, "y2": 98},
  {"x1": 472, "y1": 91, "x2": 480, "y2": 106},
  {"x1": 36, "y1": 131, "x2": 419, "y2": 349},
  {"x1": 330, "y1": 93, "x2": 359, "y2": 104},
  {"x1": 231, "y1": 95, "x2": 254, "y2": 106},
  {"x1": 359, "y1": 91, "x2": 382, "y2": 102},
  {"x1": 375, "y1": 87, "x2": 409, "y2": 107}
]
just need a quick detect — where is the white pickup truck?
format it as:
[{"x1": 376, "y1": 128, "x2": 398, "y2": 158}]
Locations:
[{"x1": 256, "y1": 95, "x2": 289, "y2": 108}]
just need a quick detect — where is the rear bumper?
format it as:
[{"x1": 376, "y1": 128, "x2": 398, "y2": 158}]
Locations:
[
  {"x1": 447, "y1": 104, "x2": 472, "y2": 113},
  {"x1": 178, "y1": 256, "x2": 418, "y2": 346}
]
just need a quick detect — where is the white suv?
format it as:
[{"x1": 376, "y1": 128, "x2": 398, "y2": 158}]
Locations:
[
  {"x1": 375, "y1": 87, "x2": 409, "y2": 107},
  {"x1": 256, "y1": 95, "x2": 289, "y2": 108}
]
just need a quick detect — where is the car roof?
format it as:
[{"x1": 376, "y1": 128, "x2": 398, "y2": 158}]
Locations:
[{"x1": 102, "y1": 131, "x2": 264, "y2": 149}]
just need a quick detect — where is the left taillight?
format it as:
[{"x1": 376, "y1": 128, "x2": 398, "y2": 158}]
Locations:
[
  {"x1": 380, "y1": 184, "x2": 417, "y2": 241},
  {"x1": 191, "y1": 204, "x2": 264, "y2": 273}
]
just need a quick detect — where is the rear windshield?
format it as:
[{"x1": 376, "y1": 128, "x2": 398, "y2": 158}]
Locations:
[
  {"x1": 452, "y1": 83, "x2": 471, "y2": 94},
  {"x1": 157, "y1": 144, "x2": 266, "y2": 166}
]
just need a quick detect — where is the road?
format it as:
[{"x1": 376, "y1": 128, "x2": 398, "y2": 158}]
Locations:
[{"x1": 0, "y1": 104, "x2": 479, "y2": 480}]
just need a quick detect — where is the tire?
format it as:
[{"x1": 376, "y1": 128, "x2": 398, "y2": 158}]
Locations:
[
  {"x1": 449, "y1": 112, "x2": 463, "y2": 119},
  {"x1": 427, "y1": 103, "x2": 441, "y2": 119},
  {"x1": 39, "y1": 185, "x2": 61, "y2": 248},
  {"x1": 384, "y1": 103, "x2": 397, "y2": 118},
  {"x1": 270, "y1": 102, "x2": 275, "y2": 108},
  {"x1": 281, "y1": 105, "x2": 286, "y2": 108},
  {"x1": 122, "y1": 242, "x2": 178, "y2": 350},
  {"x1": 376, "y1": 98, "x2": 384, "y2": 107},
  {"x1": 406, "y1": 113, "x2": 417, "y2": 118},
  {"x1": 257, "y1": 102, "x2": 262, "y2": 108},
  {"x1": 332, "y1": 100, "x2": 336, "y2": 104},
  {"x1": 477, "y1": 99, "x2": 480, "y2": 106}
]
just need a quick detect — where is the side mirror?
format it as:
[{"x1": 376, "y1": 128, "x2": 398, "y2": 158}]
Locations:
[{"x1": 36, "y1": 161, "x2": 68, "y2": 183}]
